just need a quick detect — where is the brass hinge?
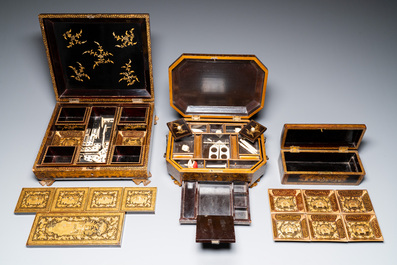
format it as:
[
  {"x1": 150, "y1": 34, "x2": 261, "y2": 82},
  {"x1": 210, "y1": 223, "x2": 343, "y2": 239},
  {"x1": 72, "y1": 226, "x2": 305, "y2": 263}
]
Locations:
[
  {"x1": 233, "y1": 116, "x2": 241, "y2": 121},
  {"x1": 192, "y1": 115, "x2": 200, "y2": 121},
  {"x1": 290, "y1": 146, "x2": 300, "y2": 153},
  {"x1": 69, "y1": 98, "x2": 80, "y2": 103},
  {"x1": 131, "y1": 98, "x2": 143, "y2": 103},
  {"x1": 339, "y1": 146, "x2": 349, "y2": 152}
]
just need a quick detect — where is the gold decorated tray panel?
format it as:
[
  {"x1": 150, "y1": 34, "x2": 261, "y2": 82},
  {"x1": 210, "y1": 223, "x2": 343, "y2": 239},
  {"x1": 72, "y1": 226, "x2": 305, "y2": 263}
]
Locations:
[
  {"x1": 86, "y1": 187, "x2": 124, "y2": 212},
  {"x1": 14, "y1": 188, "x2": 55, "y2": 213},
  {"x1": 268, "y1": 189, "x2": 383, "y2": 242},
  {"x1": 50, "y1": 187, "x2": 89, "y2": 212},
  {"x1": 271, "y1": 213, "x2": 310, "y2": 241},
  {"x1": 27, "y1": 212, "x2": 125, "y2": 246},
  {"x1": 344, "y1": 214, "x2": 383, "y2": 241},
  {"x1": 269, "y1": 189, "x2": 305, "y2": 213},
  {"x1": 15, "y1": 187, "x2": 157, "y2": 214},
  {"x1": 303, "y1": 189, "x2": 340, "y2": 214},
  {"x1": 121, "y1": 187, "x2": 157, "y2": 212},
  {"x1": 16, "y1": 187, "x2": 157, "y2": 246},
  {"x1": 307, "y1": 214, "x2": 348, "y2": 242},
  {"x1": 336, "y1": 190, "x2": 374, "y2": 214}
]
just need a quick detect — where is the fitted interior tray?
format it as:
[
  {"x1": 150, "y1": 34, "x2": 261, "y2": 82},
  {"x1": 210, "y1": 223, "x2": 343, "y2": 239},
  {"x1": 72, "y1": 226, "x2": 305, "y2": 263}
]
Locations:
[{"x1": 283, "y1": 151, "x2": 362, "y2": 173}]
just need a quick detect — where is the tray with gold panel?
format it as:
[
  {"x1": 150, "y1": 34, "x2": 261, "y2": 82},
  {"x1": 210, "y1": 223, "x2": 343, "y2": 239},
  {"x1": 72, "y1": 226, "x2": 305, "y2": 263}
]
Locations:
[
  {"x1": 27, "y1": 211, "x2": 125, "y2": 246},
  {"x1": 15, "y1": 187, "x2": 157, "y2": 246},
  {"x1": 14, "y1": 188, "x2": 55, "y2": 214},
  {"x1": 268, "y1": 189, "x2": 383, "y2": 242},
  {"x1": 279, "y1": 124, "x2": 366, "y2": 185},
  {"x1": 165, "y1": 54, "x2": 269, "y2": 244},
  {"x1": 32, "y1": 14, "x2": 155, "y2": 186}
]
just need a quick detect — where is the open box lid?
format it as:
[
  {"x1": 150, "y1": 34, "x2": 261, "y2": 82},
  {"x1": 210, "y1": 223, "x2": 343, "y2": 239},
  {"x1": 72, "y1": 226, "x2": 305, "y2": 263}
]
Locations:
[
  {"x1": 281, "y1": 124, "x2": 366, "y2": 150},
  {"x1": 39, "y1": 14, "x2": 154, "y2": 102},
  {"x1": 169, "y1": 54, "x2": 268, "y2": 119}
]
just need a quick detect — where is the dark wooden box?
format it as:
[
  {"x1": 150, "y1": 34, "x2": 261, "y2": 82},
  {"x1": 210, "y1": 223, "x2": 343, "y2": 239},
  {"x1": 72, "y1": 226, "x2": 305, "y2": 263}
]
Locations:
[
  {"x1": 279, "y1": 124, "x2": 366, "y2": 185},
  {"x1": 165, "y1": 54, "x2": 269, "y2": 243},
  {"x1": 33, "y1": 14, "x2": 155, "y2": 186}
]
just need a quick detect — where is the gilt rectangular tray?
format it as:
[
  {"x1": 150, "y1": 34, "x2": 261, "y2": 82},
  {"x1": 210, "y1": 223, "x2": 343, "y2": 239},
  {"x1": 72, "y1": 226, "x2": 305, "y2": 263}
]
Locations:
[
  {"x1": 15, "y1": 187, "x2": 157, "y2": 213},
  {"x1": 268, "y1": 189, "x2": 383, "y2": 242},
  {"x1": 14, "y1": 188, "x2": 55, "y2": 213},
  {"x1": 27, "y1": 212, "x2": 125, "y2": 246},
  {"x1": 16, "y1": 187, "x2": 157, "y2": 246}
]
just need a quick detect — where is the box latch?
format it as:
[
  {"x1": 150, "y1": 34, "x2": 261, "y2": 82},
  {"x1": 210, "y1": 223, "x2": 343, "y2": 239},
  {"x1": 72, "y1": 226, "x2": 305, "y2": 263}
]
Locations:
[
  {"x1": 233, "y1": 116, "x2": 241, "y2": 121},
  {"x1": 290, "y1": 146, "x2": 300, "y2": 153},
  {"x1": 339, "y1": 146, "x2": 349, "y2": 152},
  {"x1": 192, "y1": 115, "x2": 200, "y2": 121},
  {"x1": 69, "y1": 98, "x2": 80, "y2": 103},
  {"x1": 131, "y1": 98, "x2": 143, "y2": 103}
]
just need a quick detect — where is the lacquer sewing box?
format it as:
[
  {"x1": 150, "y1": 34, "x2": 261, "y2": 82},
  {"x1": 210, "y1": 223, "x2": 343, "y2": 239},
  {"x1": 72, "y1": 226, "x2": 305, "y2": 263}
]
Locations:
[
  {"x1": 33, "y1": 14, "x2": 155, "y2": 186},
  {"x1": 279, "y1": 124, "x2": 366, "y2": 185},
  {"x1": 165, "y1": 54, "x2": 269, "y2": 243}
]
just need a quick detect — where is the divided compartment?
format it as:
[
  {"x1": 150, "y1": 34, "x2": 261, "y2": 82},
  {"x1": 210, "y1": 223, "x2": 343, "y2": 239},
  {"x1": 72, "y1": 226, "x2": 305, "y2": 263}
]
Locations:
[
  {"x1": 303, "y1": 189, "x2": 340, "y2": 213},
  {"x1": 307, "y1": 214, "x2": 348, "y2": 241},
  {"x1": 180, "y1": 181, "x2": 198, "y2": 222},
  {"x1": 175, "y1": 159, "x2": 204, "y2": 169},
  {"x1": 190, "y1": 124, "x2": 207, "y2": 133},
  {"x1": 119, "y1": 106, "x2": 148, "y2": 123},
  {"x1": 172, "y1": 123, "x2": 262, "y2": 169},
  {"x1": 226, "y1": 124, "x2": 243, "y2": 133},
  {"x1": 42, "y1": 146, "x2": 76, "y2": 164},
  {"x1": 112, "y1": 146, "x2": 142, "y2": 163},
  {"x1": 336, "y1": 190, "x2": 374, "y2": 214},
  {"x1": 202, "y1": 134, "x2": 230, "y2": 160},
  {"x1": 198, "y1": 183, "x2": 232, "y2": 216},
  {"x1": 343, "y1": 214, "x2": 383, "y2": 241},
  {"x1": 233, "y1": 183, "x2": 250, "y2": 223},
  {"x1": 238, "y1": 136, "x2": 260, "y2": 156},
  {"x1": 229, "y1": 160, "x2": 259, "y2": 169},
  {"x1": 180, "y1": 181, "x2": 250, "y2": 224},
  {"x1": 283, "y1": 151, "x2": 362, "y2": 173},
  {"x1": 115, "y1": 130, "x2": 146, "y2": 146},
  {"x1": 78, "y1": 107, "x2": 116, "y2": 164},
  {"x1": 51, "y1": 130, "x2": 85, "y2": 146},
  {"x1": 172, "y1": 135, "x2": 195, "y2": 159},
  {"x1": 209, "y1": 124, "x2": 223, "y2": 133},
  {"x1": 205, "y1": 160, "x2": 228, "y2": 168},
  {"x1": 56, "y1": 107, "x2": 88, "y2": 123}
]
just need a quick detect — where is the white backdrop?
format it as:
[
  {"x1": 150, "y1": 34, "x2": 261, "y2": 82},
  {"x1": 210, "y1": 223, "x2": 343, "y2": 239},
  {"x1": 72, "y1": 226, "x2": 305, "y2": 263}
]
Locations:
[{"x1": 0, "y1": 1, "x2": 396, "y2": 264}]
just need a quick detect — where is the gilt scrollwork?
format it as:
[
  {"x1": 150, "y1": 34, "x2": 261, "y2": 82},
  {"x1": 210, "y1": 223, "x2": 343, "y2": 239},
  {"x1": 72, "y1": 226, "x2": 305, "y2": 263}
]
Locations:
[
  {"x1": 339, "y1": 196, "x2": 366, "y2": 213},
  {"x1": 306, "y1": 196, "x2": 332, "y2": 212},
  {"x1": 54, "y1": 190, "x2": 86, "y2": 210},
  {"x1": 276, "y1": 220, "x2": 302, "y2": 239},
  {"x1": 312, "y1": 221, "x2": 339, "y2": 239},
  {"x1": 90, "y1": 191, "x2": 119, "y2": 209},
  {"x1": 20, "y1": 191, "x2": 51, "y2": 209},
  {"x1": 125, "y1": 190, "x2": 153, "y2": 208},
  {"x1": 274, "y1": 196, "x2": 298, "y2": 212},
  {"x1": 346, "y1": 221, "x2": 374, "y2": 240},
  {"x1": 30, "y1": 214, "x2": 122, "y2": 242}
]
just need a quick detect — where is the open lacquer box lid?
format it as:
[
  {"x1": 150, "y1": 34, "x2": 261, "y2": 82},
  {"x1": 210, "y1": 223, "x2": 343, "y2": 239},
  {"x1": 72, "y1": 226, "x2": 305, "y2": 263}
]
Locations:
[
  {"x1": 281, "y1": 124, "x2": 366, "y2": 150},
  {"x1": 168, "y1": 54, "x2": 268, "y2": 119},
  {"x1": 39, "y1": 14, "x2": 154, "y2": 102}
]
